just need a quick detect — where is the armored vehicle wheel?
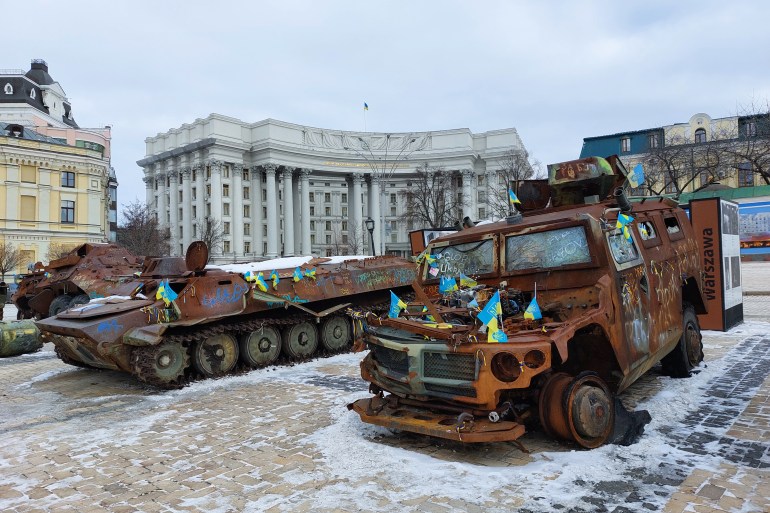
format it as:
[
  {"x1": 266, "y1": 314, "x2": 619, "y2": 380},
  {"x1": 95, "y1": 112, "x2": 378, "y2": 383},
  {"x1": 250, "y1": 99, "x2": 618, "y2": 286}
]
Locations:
[
  {"x1": 70, "y1": 294, "x2": 91, "y2": 308},
  {"x1": 662, "y1": 305, "x2": 703, "y2": 378},
  {"x1": 281, "y1": 321, "x2": 318, "y2": 359},
  {"x1": 193, "y1": 333, "x2": 239, "y2": 377},
  {"x1": 54, "y1": 343, "x2": 96, "y2": 369},
  {"x1": 239, "y1": 327, "x2": 282, "y2": 367},
  {"x1": 539, "y1": 372, "x2": 615, "y2": 448},
  {"x1": 133, "y1": 341, "x2": 190, "y2": 387},
  {"x1": 320, "y1": 315, "x2": 351, "y2": 352},
  {"x1": 49, "y1": 295, "x2": 74, "y2": 317}
]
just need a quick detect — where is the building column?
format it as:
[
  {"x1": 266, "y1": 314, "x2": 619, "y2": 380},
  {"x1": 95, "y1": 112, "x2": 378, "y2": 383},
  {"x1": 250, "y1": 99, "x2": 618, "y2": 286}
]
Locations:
[
  {"x1": 292, "y1": 176, "x2": 301, "y2": 254},
  {"x1": 250, "y1": 167, "x2": 263, "y2": 256},
  {"x1": 350, "y1": 172, "x2": 363, "y2": 253},
  {"x1": 282, "y1": 167, "x2": 295, "y2": 256},
  {"x1": 168, "y1": 164, "x2": 180, "y2": 256},
  {"x1": 156, "y1": 165, "x2": 167, "y2": 227},
  {"x1": 300, "y1": 168, "x2": 312, "y2": 255},
  {"x1": 486, "y1": 170, "x2": 497, "y2": 219},
  {"x1": 181, "y1": 166, "x2": 193, "y2": 252},
  {"x1": 264, "y1": 163, "x2": 279, "y2": 258},
  {"x1": 233, "y1": 164, "x2": 244, "y2": 260},
  {"x1": 461, "y1": 169, "x2": 475, "y2": 222},
  {"x1": 143, "y1": 173, "x2": 154, "y2": 209},
  {"x1": 208, "y1": 160, "x2": 223, "y2": 259},
  {"x1": 194, "y1": 161, "x2": 205, "y2": 238},
  {"x1": 368, "y1": 175, "x2": 381, "y2": 255}
]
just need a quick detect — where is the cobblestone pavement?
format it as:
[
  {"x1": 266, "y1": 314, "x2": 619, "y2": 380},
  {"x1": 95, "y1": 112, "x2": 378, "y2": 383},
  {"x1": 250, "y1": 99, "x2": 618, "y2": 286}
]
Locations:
[{"x1": 1, "y1": 296, "x2": 768, "y2": 512}]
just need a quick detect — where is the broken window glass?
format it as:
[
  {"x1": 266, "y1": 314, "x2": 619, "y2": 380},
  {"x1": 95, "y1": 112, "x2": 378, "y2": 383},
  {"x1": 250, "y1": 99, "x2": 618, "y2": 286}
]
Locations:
[{"x1": 506, "y1": 226, "x2": 591, "y2": 271}]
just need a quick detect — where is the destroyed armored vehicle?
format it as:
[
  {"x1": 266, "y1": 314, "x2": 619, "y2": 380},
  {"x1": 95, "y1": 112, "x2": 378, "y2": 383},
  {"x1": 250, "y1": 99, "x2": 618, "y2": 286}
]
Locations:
[
  {"x1": 12, "y1": 243, "x2": 145, "y2": 319},
  {"x1": 349, "y1": 156, "x2": 706, "y2": 448},
  {"x1": 37, "y1": 243, "x2": 417, "y2": 388}
]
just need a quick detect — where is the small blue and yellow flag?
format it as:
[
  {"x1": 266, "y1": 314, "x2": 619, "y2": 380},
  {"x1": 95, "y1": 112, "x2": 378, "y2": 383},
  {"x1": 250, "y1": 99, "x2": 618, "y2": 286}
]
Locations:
[
  {"x1": 293, "y1": 267, "x2": 303, "y2": 282},
  {"x1": 255, "y1": 272, "x2": 269, "y2": 292},
  {"x1": 616, "y1": 213, "x2": 635, "y2": 240},
  {"x1": 156, "y1": 279, "x2": 178, "y2": 307},
  {"x1": 270, "y1": 270, "x2": 280, "y2": 289},
  {"x1": 508, "y1": 189, "x2": 521, "y2": 205},
  {"x1": 388, "y1": 291, "x2": 407, "y2": 318},
  {"x1": 304, "y1": 268, "x2": 317, "y2": 280},
  {"x1": 364, "y1": 102, "x2": 369, "y2": 111},
  {"x1": 523, "y1": 295, "x2": 542, "y2": 320},
  {"x1": 477, "y1": 291, "x2": 508, "y2": 342},
  {"x1": 468, "y1": 298, "x2": 479, "y2": 309},
  {"x1": 460, "y1": 273, "x2": 477, "y2": 288},
  {"x1": 421, "y1": 305, "x2": 436, "y2": 322},
  {"x1": 629, "y1": 163, "x2": 645, "y2": 188},
  {"x1": 243, "y1": 270, "x2": 257, "y2": 283},
  {"x1": 439, "y1": 276, "x2": 458, "y2": 294}
]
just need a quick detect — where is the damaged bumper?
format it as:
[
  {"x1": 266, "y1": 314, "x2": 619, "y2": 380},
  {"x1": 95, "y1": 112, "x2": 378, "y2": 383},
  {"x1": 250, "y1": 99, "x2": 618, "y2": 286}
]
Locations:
[{"x1": 348, "y1": 395, "x2": 526, "y2": 443}]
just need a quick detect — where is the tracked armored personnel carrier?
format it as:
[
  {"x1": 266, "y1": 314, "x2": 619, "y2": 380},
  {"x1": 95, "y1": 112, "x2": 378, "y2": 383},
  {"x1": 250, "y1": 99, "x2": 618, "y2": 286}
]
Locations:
[
  {"x1": 12, "y1": 243, "x2": 145, "y2": 319},
  {"x1": 349, "y1": 155, "x2": 706, "y2": 448},
  {"x1": 37, "y1": 243, "x2": 417, "y2": 388}
]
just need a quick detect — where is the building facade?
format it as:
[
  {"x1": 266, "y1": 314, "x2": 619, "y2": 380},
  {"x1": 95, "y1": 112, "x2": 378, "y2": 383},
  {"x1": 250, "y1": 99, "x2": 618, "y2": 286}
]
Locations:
[
  {"x1": 140, "y1": 115, "x2": 528, "y2": 262},
  {"x1": 1, "y1": 59, "x2": 117, "y2": 275}
]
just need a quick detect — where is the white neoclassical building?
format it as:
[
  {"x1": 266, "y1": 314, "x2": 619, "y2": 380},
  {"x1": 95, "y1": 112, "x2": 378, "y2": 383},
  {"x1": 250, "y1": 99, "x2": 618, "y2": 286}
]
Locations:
[{"x1": 139, "y1": 114, "x2": 528, "y2": 262}]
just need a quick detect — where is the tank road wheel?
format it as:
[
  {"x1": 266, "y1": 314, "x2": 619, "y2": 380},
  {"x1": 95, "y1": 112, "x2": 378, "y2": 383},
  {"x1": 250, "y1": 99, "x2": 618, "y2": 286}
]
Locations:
[
  {"x1": 193, "y1": 333, "x2": 239, "y2": 377},
  {"x1": 539, "y1": 372, "x2": 615, "y2": 449},
  {"x1": 320, "y1": 315, "x2": 352, "y2": 353},
  {"x1": 49, "y1": 295, "x2": 74, "y2": 317},
  {"x1": 132, "y1": 341, "x2": 190, "y2": 387},
  {"x1": 239, "y1": 327, "x2": 282, "y2": 367},
  {"x1": 662, "y1": 305, "x2": 704, "y2": 378},
  {"x1": 281, "y1": 321, "x2": 319, "y2": 359}
]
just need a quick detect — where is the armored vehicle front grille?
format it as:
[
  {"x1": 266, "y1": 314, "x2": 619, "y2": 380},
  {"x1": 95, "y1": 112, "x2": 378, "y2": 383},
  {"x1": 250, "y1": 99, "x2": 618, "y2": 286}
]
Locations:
[
  {"x1": 423, "y1": 352, "x2": 476, "y2": 381},
  {"x1": 424, "y1": 383, "x2": 477, "y2": 398},
  {"x1": 371, "y1": 345, "x2": 409, "y2": 377}
]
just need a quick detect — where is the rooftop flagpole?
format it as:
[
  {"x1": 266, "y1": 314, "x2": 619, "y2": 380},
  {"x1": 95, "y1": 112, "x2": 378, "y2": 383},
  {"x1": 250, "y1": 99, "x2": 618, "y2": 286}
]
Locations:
[{"x1": 363, "y1": 102, "x2": 368, "y2": 132}]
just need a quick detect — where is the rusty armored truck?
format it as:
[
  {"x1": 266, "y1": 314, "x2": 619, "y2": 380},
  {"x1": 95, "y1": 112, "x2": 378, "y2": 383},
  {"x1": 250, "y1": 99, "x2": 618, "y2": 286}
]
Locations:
[
  {"x1": 349, "y1": 155, "x2": 706, "y2": 448},
  {"x1": 12, "y1": 243, "x2": 145, "y2": 319},
  {"x1": 36, "y1": 244, "x2": 417, "y2": 388}
]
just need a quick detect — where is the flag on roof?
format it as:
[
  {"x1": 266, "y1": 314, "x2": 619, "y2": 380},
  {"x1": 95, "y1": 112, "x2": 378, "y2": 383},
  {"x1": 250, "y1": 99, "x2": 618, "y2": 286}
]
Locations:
[
  {"x1": 477, "y1": 291, "x2": 508, "y2": 342},
  {"x1": 388, "y1": 291, "x2": 407, "y2": 318},
  {"x1": 364, "y1": 102, "x2": 369, "y2": 111}
]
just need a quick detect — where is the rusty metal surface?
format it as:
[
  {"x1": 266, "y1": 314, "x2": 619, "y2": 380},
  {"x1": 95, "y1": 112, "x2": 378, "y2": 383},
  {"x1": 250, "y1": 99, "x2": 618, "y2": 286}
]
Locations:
[
  {"x1": 352, "y1": 155, "x2": 706, "y2": 448},
  {"x1": 37, "y1": 252, "x2": 418, "y2": 388}
]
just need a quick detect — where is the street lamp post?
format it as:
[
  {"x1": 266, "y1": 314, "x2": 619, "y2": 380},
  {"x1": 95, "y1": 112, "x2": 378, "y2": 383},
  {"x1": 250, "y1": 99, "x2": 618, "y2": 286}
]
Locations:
[{"x1": 365, "y1": 217, "x2": 376, "y2": 256}]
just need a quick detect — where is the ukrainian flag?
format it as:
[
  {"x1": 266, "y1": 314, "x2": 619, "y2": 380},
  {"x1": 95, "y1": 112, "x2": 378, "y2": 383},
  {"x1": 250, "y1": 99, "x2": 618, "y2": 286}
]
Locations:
[
  {"x1": 460, "y1": 273, "x2": 477, "y2": 288},
  {"x1": 439, "y1": 276, "x2": 458, "y2": 294},
  {"x1": 304, "y1": 268, "x2": 317, "y2": 280},
  {"x1": 243, "y1": 270, "x2": 257, "y2": 283},
  {"x1": 477, "y1": 291, "x2": 508, "y2": 342},
  {"x1": 270, "y1": 270, "x2": 280, "y2": 289},
  {"x1": 364, "y1": 102, "x2": 369, "y2": 111},
  {"x1": 422, "y1": 305, "x2": 436, "y2": 322},
  {"x1": 388, "y1": 291, "x2": 407, "y2": 318},
  {"x1": 156, "y1": 279, "x2": 178, "y2": 307},
  {"x1": 616, "y1": 213, "x2": 635, "y2": 240},
  {"x1": 293, "y1": 267, "x2": 303, "y2": 282},
  {"x1": 508, "y1": 189, "x2": 521, "y2": 205},
  {"x1": 629, "y1": 163, "x2": 645, "y2": 188},
  {"x1": 255, "y1": 272, "x2": 269, "y2": 292},
  {"x1": 523, "y1": 294, "x2": 542, "y2": 320}
]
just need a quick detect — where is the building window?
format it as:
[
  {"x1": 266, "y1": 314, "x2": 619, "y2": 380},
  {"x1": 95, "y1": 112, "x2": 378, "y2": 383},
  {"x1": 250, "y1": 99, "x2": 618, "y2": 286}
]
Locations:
[
  {"x1": 311, "y1": 234, "x2": 316, "y2": 244},
  {"x1": 223, "y1": 166, "x2": 230, "y2": 179},
  {"x1": 243, "y1": 169, "x2": 250, "y2": 181},
  {"x1": 310, "y1": 220, "x2": 316, "y2": 231},
  {"x1": 61, "y1": 200, "x2": 75, "y2": 223},
  {"x1": 263, "y1": 207, "x2": 267, "y2": 218},
  {"x1": 223, "y1": 184, "x2": 230, "y2": 197},
  {"x1": 224, "y1": 222, "x2": 230, "y2": 235},
  {"x1": 179, "y1": 191, "x2": 183, "y2": 202},
  {"x1": 193, "y1": 206, "x2": 197, "y2": 218},
  {"x1": 262, "y1": 189, "x2": 267, "y2": 201},
  {"x1": 478, "y1": 175, "x2": 485, "y2": 187},
  {"x1": 192, "y1": 169, "x2": 197, "y2": 181},
  {"x1": 243, "y1": 205, "x2": 250, "y2": 217},
  {"x1": 324, "y1": 193, "x2": 331, "y2": 203},
  {"x1": 325, "y1": 207, "x2": 331, "y2": 216},
  {"x1": 192, "y1": 187, "x2": 197, "y2": 200},
  {"x1": 3, "y1": 83, "x2": 12, "y2": 94},
  {"x1": 620, "y1": 137, "x2": 630, "y2": 153},
  {"x1": 244, "y1": 223, "x2": 250, "y2": 235},
  {"x1": 746, "y1": 121, "x2": 757, "y2": 137},
  {"x1": 310, "y1": 206, "x2": 315, "y2": 216},
  {"x1": 223, "y1": 203, "x2": 230, "y2": 216},
  {"x1": 325, "y1": 221, "x2": 331, "y2": 231},
  {"x1": 30, "y1": 88, "x2": 36, "y2": 99},
  {"x1": 694, "y1": 128, "x2": 706, "y2": 143},
  {"x1": 207, "y1": 204, "x2": 211, "y2": 216},
  {"x1": 244, "y1": 242, "x2": 251, "y2": 254},
  {"x1": 61, "y1": 171, "x2": 75, "y2": 188},
  {"x1": 223, "y1": 241, "x2": 230, "y2": 253},
  {"x1": 341, "y1": 193, "x2": 347, "y2": 203},
  {"x1": 342, "y1": 221, "x2": 348, "y2": 231},
  {"x1": 648, "y1": 134, "x2": 658, "y2": 149},
  {"x1": 309, "y1": 192, "x2": 315, "y2": 202},
  {"x1": 20, "y1": 165, "x2": 36, "y2": 183},
  {"x1": 700, "y1": 171, "x2": 710, "y2": 187},
  {"x1": 477, "y1": 190, "x2": 486, "y2": 203},
  {"x1": 206, "y1": 166, "x2": 211, "y2": 179},
  {"x1": 243, "y1": 187, "x2": 249, "y2": 199},
  {"x1": 21, "y1": 195, "x2": 36, "y2": 221},
  {"x1": 664, "y1": 181, "x2": 677, "y2": 194},
  {"x1": 325, "y1": 235, "x2": 331, "y2": 244},
  {"x1": 739, "y1": 163, "x2": 754, "y2": 187},
  {"x1": 390, "y1": 193, "x2": 397, "y2": 204},
  {"x1": 342, "y1": 207, "x2": 347, "y2": 216},
  {"x1": 206, "y1": 184, "x2": 211, "y2": 197},
  {"x1": 390, "y1": 206, "x2": 396, "y2": 216}
]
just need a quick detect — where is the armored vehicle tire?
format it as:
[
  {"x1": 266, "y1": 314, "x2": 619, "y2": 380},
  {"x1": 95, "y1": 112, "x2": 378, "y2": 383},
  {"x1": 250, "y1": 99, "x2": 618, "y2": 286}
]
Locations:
[
  {"x1": 239, "y1": 327, "x2": 282, "y2": 367},
  {"x1": 662, "y1": 305, "x2": 703, "y2": 378},
  {"x1": 539, "y1": 372, "x2": 615, "y2": 449},
  {"x1": 49, "y1": 295, "x2": 74, "y2": 317},
  {"x1": 320, "y1": 315, "x2": 352, "y2": 352},
  {"x1": 282, "y1": 321, "x2": 319, "y2": 359},
  {"x1": 132, "y1": 341, "x2": 190, "y2": 387},
  {"x1": 54, "y1": 343, "x2": 96, "y2": 369},
  {"x1": 193, "y1": 333, "x2": 239, "y2": 377},
  {"x1": 70, "y1": 294, "x2": 91, "y2": 308}
]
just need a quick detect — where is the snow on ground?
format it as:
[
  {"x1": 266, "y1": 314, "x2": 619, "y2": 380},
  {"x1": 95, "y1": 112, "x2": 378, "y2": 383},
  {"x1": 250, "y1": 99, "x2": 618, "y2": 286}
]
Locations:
[{"x1": 210, "y1": 255, "x2": 374, "y2": 274}]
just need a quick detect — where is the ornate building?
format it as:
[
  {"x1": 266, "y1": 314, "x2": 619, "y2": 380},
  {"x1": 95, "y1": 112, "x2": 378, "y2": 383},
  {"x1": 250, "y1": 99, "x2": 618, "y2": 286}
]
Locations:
[
  {"x1": 1, "y1": 59, "x2": 117, "y2": 274},
  {"x1": 140, "y1": 115, "x2": 528, "y2": 262}
]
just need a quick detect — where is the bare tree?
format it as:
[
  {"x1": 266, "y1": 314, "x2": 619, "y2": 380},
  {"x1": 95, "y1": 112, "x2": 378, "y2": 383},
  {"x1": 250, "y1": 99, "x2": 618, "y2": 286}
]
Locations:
[
  {"x1": 720, "y1": 99, "x2": 770, "y2": 185},
  {"x1": 117, "y1": 201, "x2": 171, "y2": 257},
  {"x1": 329, "y1": 219, "x2": 348, "y2": 256},
  {"x1": 400, "y1": 163, "x2": 466, "y2": 228},
  {"x1": 46, "y1": 242, "x2": 78, "y2": 263},
  {"x1": 487, "y1": 150, "x2": 542, "y2": 219},
  {"x1": 0, "y1": 242, "x2": 21, "y2": 280},
  {"x1": 195, "y1": 216, "x2": 225, "y2": 254},
  {"x1": 346, "y1": 223, "x2": 364, "y2": 255}
]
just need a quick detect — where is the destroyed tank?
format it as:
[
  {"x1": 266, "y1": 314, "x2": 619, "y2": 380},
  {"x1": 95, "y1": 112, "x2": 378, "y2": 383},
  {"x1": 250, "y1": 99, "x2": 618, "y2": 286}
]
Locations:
[
  {"x1": 12, "y1": 243, "x2": 145, "y2": 319},
  {"x1": 36, "y1": 242, "x2": 417, "y2": 388},
  {"x1": 349, "y1": 155, "x2": 706, "y2": 448}
]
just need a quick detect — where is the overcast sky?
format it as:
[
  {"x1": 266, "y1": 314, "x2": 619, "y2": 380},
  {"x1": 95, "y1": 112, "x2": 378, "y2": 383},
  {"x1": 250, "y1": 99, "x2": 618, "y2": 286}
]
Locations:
[{"x1": 5, "y1": 1, "x2": 770, "y2": 213}]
